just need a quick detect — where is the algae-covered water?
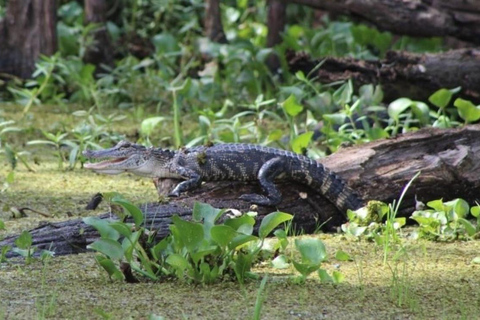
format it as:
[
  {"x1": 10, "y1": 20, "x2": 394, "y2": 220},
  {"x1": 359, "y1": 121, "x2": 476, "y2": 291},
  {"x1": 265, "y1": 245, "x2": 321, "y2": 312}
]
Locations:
[{"x1": 1, "y1": 105, "x2": 480, "y2": 319}]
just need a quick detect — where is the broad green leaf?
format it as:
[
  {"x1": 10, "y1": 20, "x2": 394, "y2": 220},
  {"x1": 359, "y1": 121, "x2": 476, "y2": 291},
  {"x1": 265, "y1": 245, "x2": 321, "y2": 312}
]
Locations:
[
  {"x1": 292, "y1": 261, "x2": 319, "y2": 277},
  {"x1": 211, "y1": 225, "x2": 238, "y2": 248},
  {"x1": 15, "y1": 231, "x2": 32, "y2": 249},
  {"x1": 141, "y1": 117, "x2": 165, "y2": 137},
  {"x1": 225, "y1": 214, "x2": 255, "y2": 233},
  {"x1": 271, "y1": 255, "x2": 290, "y2": 269},
  {"x1": 323, "y1": 113, "x2": 347, "y2": 125},
  {"x1": 83, "y1": 217, "x2": 120, "y2": 240},
  {"x1": 444, "y1": 198, "x2": 469, "y2": 218},
  {"x1": 318, "y1": 268, "x2": 333, "y2": 283},
  {"x1": 109, "y1": 222, "x2": 133, "y2": 238},
  {"x1": 457, "y1": 218, "x2": 477, "y2": 237},
  {"x1": 295, "y1": 71, "x2": 306, "y2": 81},
  {"x1": 0, "y1": 219, "x2": 4, "y2": 230},
  {"x1": 282, "y1": 94, "x2": 303, "y2": 117},
  {"x1": 165, "y1": 253, "x2": 189, "y2": 270},
  {"x1": 234, "y1": 252, "x2": 254, "y2": 283},
  {"x1": 95, "y1": 255, "x2": 124, "y2": 280},
  {"x1": 259, "y1": 211, "x2": 293, "y2": 239},
  {"x1": 454, "y1": 98, "x2": 480, "y2": 122},
  {"x1": 335, "y1": 250, "x2": 351, "y2": 261},
  {"x1": 112, "y1": 197, "x2": 144, "y2": 227},
  {"x1": 388, "y1": 98, "x2": 412, "y2": 120},
  {"x1": 429, "y1": 88, "x2": 453, "y2": 109},
  {"x1": 87, "y1": 239, "x2": 124, "y2": 260},
  {"x1": 228, "y1": 234, "x2": 258, "y2": 250},
  {"x1": 471, "y1": 206, "x2": 480, "y2": 218},
  {"x1": 295, "y1": 238, "x2": 327, "y2": 265},
  {"x1": 471, "y1": 257, "x2": 480, "y2": 264},
  {"x1": 411, "y1": 102, "x2": 430, "y2": 124},
  {"x1": 427, "y1": 199, "x2": 445, "y2": 212},
  {"x1": 291, "y1": 131, "x2": 313, "y2": 154},
  {"x1": 171, "y1": 215, "x2": 204, "y2": 251},
  {"x1": 192, "y1": 202, "x2": 225, "y2": 226},
  {"x1": 332, "y1": 270, "x2": 345, "y2": 283}
]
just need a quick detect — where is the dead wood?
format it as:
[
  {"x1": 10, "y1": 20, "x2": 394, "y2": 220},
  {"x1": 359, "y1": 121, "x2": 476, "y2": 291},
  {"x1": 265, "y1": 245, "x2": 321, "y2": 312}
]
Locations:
[
  {"x1": 2, "y1": 125, "x2": 480, "y2": 257},
  {"x1": 288, "y1": 49, "x2": 480, "y2": 103},
  {"x1": 292, "y1": 0, "x2": 480, "y2": 45}
]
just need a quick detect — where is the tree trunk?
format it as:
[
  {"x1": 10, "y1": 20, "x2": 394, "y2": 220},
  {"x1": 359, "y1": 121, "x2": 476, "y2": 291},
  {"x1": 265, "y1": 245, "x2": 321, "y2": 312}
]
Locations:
[
  {"x1": 205, "y1": 0, "x2": 227, "y2": 43},
  {"x1": 2, "y1": 125, "x2": 480, "y2": 257},
  {"x1": 288, "y1": 48, "x2": 480, "y2": 103},
  {"x1": 83, "y1": 0, "x2": 114, "y2": 68},
  {"x1": 0, "y1": 0, "x2": 57, "y2": 79},
  {"x1": 266, "y1": 0, "x2": 287, "y2": 71}
]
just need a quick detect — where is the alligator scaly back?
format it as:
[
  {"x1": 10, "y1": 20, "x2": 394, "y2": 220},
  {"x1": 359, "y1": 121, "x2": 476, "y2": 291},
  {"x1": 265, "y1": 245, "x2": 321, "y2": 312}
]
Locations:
[{"x1": 83, "y1": 142, "x2": 363, "y2": 213}]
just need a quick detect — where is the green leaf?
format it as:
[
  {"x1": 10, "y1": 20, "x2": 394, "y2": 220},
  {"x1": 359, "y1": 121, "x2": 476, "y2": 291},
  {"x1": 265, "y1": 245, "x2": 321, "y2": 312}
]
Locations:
[
  {"x1": 282, "y1": 94, "x2": 303, "y2": 117},
  {"x1": 228, "y1": 234, "x2": 258, "y2": 250},
  {"x1": 426, "y1": 199, "x2": 445, "y2": 212},
  {"x1": 258, "y1": 211, "x2": 293, "y2": 239},
  {"x1": 471, "y1": 257, "x2": 480, "y2": 264},
  {"x1": 332, "y1": 270, "x2": 345, "y2": 283},
  {"x1": 192, "y1": 202, "x2": 225, "y2": 226},
  {"x1": 429, "y1": 88, "x2": 453, "y2": 109},
  {"x1": 457, "y1": 218, "x2": 477, "y2": 237},
  {"x1": 292, "y1": 261, "x2": 319, "y2": 277},
  {"x1": 470, "y1": 206, "x2": 480, "y2": 218},
  {"x1": 388, "y1": 98, "x2": 412, "y2": 120},
  {"x1": 295, "y1": 238, "x2": 327, "y2": 265},
  {"x1": 108, "y1": 222, "x2": 133, "y2": 238},
  {"x1": 111, "y1": 197, "x2": 144, "y2": 227},
  {"x1": 166, "y1": 253, "x2": 190, "y2": 271},
  {"x1": 0, "y1": 219, "x2": 5, "y2": 231},
  {"x1": 171, "y1": 215, "x2": 204, "y2": 251},
  {"x1": 87, "y1": 239, "x2": 124, "y2": 260},
  {"x1": 271, "y1": 255, "x2": 290, "y2": 269},
  {"x1": 141, "y1": 117, "x2": 165, "y2": 137},
  {"x1": 95, "y1": 255, "x2": 124, "y2": 280},
  {"x1": 15, "y1": 231, "x2": 32, "y2": 249},
  {"x1": 211, "y1": 225, "x2": 238, "y2": 248},
  {"x1": 454, "y1": 98, "x2": 480, "y2": 122},
  {"x1": 291, "y1": 131, "x2": 313, "y2": 154},
  {"x1": 318, "y1": 268, "x2": 333, "y2": 283},
  {"x1": 83, "y1": 217, "x2": 120, "y2": 240},
  {"x1": 335, "y1": 250, "x2": 351, "y2": 261},
  {"x1": 224, "y1": 214, "x2": 256, "y2": 234}
]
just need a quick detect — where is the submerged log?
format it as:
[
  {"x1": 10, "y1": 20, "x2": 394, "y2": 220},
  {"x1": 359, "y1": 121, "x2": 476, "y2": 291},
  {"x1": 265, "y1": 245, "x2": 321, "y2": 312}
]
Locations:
[{"x1": 1, "y1": 125, "x2": 480, "y2": 257}]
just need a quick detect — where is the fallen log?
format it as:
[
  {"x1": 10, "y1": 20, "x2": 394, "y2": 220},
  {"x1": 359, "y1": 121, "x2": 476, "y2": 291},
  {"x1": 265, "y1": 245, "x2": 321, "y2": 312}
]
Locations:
[
  {"x1": 288, "y1": 49, "x2": 480, "y2": 103},
  {"x1": 1, "y1": 125, "x2": 480, "y2": 257}
]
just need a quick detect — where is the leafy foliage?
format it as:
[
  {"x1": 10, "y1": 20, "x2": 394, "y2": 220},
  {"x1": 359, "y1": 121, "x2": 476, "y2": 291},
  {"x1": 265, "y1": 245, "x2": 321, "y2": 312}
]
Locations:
[
  {"x1": 85, "y1": 197, "x2": 297, "y2": 284},
  {"x1": 411, "y1": 199, "x2": 480, "y2": 240}
]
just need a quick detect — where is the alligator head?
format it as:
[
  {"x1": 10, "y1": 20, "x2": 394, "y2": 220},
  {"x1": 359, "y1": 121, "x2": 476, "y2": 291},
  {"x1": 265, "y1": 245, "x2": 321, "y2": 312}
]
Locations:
[{"x1": 83, "y1": 140, "x2": 177, "y2": 178}]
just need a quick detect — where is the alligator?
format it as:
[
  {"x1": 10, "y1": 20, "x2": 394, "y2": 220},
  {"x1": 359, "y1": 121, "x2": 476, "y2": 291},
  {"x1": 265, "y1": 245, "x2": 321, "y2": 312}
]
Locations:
[{"x1": 83, "y1": 141, "x2": 363, "y2": 213}]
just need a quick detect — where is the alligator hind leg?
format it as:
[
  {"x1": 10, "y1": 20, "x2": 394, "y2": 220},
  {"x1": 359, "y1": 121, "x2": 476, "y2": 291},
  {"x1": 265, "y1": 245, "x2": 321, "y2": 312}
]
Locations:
[{"x1": 239, "y1": 157, "x2": 285, "y2": 206}]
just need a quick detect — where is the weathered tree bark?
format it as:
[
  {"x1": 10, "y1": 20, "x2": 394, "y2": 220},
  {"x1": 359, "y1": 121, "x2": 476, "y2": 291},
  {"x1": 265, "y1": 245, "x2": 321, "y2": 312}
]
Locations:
[
  {"x1": 292, "y1": 0, "x2": 480, "y2": 45},
  {"x1": 205, "y1": 0, "x2": 227, "y2": 43},
  {"x1": 288, "y1": 49, "x2": 480, "y2": 103},
  {"x1": 266, "y1": 0, "x2": 287, "y2": 71},
  {"x1": 83, "y1": 0, "x2": 114, "y2": 68},
  {"x1": 0, "y1": 0, "x2": 57, "y2": 79},
  {"x1": 2, "y1": 125, "x2": 480, "y2": 257}
]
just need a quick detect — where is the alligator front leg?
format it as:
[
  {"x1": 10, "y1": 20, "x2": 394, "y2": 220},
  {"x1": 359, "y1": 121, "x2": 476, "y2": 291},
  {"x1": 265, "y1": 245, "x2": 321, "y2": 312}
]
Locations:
[
  {"x1": 239, "y1": 157, "x2": 284, "y2": 206},
  {"x1": 169, "y1": 166, "x2": 202, "y2": 197}
]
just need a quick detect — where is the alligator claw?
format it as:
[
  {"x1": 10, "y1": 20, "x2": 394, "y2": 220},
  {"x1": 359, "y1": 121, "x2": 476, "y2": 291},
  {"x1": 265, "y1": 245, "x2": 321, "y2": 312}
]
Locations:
[{"x1": 239, "y1": 194, "x2": 277, "y2": 206}]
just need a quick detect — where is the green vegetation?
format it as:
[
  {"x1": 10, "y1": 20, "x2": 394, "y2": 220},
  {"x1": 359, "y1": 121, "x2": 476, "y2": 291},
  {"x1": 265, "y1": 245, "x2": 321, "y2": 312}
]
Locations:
[{"x1": 1, "y1": 0, "x2": 480, "y2": 319}]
